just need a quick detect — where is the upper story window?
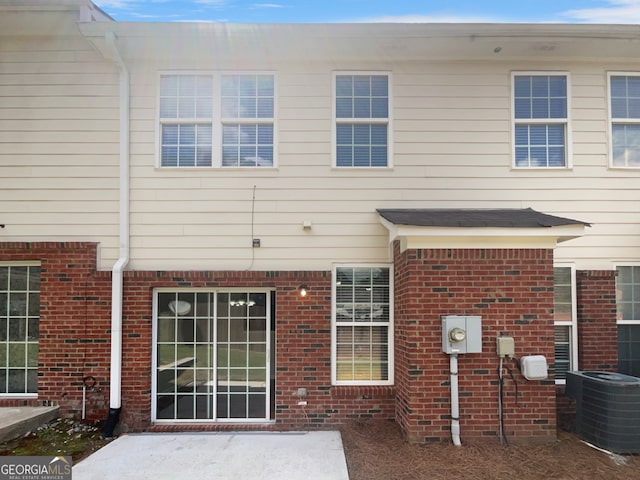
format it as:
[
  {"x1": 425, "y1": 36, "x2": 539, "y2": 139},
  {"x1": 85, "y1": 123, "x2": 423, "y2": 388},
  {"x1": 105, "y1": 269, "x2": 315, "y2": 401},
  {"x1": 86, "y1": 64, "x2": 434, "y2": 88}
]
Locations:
[
  {"x1": 159, "y1": 73, "x2": 275, "y2": 168},
  {"x1": 512, "y1": 73, "x2": 569, "y2": 168},
  {"x1": 221, "y1": 75, "x2": 274, "y2": 167},
  {"x1": 609, "y1": 74, "x2": 640, "y2": 168},
  {"x1": 334, "y1": 73, "x2": 390, "y2": 168}
]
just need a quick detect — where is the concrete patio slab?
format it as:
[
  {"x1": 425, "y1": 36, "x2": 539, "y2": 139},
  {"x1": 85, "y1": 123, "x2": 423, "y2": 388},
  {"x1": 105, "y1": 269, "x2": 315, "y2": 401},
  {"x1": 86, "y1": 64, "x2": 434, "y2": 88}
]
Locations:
[
  {"x1": 73, "y1": 431, "x2": 350, "y2": 480},
  {"x1": 0, "y1": 406, "x2": 59, "y2": 442}
]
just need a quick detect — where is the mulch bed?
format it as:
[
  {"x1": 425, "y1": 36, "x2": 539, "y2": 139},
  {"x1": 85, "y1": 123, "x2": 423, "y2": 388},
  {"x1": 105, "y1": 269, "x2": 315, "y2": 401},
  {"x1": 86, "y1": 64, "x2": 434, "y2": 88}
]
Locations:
[{"x1": 340, "y1": 420, "x2": 640, "y2": 480}]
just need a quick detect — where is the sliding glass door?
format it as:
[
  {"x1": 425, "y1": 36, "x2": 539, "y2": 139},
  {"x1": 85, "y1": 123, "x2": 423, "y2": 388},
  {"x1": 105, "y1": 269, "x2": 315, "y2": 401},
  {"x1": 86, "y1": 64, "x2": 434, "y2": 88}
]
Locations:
[{"x1": 154, "y1": 290, "x2": 271, "y2": 422}]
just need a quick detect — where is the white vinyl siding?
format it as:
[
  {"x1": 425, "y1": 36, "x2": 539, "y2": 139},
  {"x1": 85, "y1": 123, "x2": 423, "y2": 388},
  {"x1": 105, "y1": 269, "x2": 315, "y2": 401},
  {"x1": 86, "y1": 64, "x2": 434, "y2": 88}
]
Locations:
[
  {"x1": 609, "y1": 73, "x2": 640, "y2": 168},
  {"x1": 332, "y1": 265, "x2": 393, "y2": 386},
  {"x1": 553, "y1": 265, "x2": 577, "y2": 383},
  {"x1": 0, "y1": 34, "x2": 119, "y2": 259},
  {"x1": 334, "y1": 73, "x2": 390, "y2": 167},
  {"x1": 512, "y1": 73, "x2": 570, "y2": 168},
  {"x1": 4, "y1": 24, "x2": 640, "y2": 273}
]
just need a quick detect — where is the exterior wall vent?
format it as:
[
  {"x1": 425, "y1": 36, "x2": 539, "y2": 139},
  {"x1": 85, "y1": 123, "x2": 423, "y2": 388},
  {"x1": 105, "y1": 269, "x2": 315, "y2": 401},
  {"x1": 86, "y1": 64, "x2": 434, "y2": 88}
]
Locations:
[{"x1": 566, "y1": 371, "x2": 640, "y2": 454}]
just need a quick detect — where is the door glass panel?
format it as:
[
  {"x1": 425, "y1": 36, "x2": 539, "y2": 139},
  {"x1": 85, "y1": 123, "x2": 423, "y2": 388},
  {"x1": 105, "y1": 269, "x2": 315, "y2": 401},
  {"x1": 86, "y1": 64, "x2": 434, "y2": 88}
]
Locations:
[{"x1": 155, "y1": 291, "x2": 269, "y2": 421}]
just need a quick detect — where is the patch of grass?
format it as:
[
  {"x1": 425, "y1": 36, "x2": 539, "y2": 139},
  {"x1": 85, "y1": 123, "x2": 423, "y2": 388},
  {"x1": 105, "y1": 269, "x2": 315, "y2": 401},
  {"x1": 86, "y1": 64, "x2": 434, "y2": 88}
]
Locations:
[{"x1": 0, "y1": 418, "x2": 109, "y2": 463}]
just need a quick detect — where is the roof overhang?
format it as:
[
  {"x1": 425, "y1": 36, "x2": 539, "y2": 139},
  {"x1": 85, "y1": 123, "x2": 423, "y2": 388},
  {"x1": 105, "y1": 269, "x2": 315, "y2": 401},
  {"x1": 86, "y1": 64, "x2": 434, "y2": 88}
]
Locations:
[
  {"x1": 78, "y1": 22, "x2": 640, "y2": 63},
  {"x1": 378, "y1": 208, "x2": 589, "y2": 251}
]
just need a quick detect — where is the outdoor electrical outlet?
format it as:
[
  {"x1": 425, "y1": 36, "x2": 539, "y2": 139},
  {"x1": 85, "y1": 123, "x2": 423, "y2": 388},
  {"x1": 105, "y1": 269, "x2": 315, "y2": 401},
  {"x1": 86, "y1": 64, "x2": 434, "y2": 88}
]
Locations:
[
  {"x1": 252, "y1": 238, "x2": 261, "y2": 247},
  {"x1": 496, "y1": 336, "x2": 515, "y2": 357}
]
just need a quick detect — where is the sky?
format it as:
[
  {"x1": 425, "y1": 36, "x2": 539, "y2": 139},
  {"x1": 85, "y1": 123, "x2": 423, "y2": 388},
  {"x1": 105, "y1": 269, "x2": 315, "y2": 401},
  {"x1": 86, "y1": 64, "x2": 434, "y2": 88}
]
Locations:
[{"x1": 93, "y1": 0, "x2": 640, "y2": 24}]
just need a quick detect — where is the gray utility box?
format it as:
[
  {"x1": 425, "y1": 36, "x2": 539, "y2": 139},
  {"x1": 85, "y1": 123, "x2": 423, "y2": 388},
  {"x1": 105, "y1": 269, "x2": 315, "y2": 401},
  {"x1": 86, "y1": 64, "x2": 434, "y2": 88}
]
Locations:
[
  {"x1": 441, "y1": 315, "x2": 482, "y2": 354},
  {"x1": 566, "y1": 371, "x2": 640, "y2": 454}
]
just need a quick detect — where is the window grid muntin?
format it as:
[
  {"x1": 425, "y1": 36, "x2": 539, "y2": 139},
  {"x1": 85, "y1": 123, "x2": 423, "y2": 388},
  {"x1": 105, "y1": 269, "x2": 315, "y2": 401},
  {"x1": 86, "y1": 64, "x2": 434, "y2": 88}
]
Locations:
[
  {"x1": 0, "y1": 265, "x2": 40, "y2": 395},
  {"x1": 334, "y1": 73, "x2": 390, "y2": 168},
  {"x1": 512, "y1": 73, "x2": 569, "y2": 169},
  {"x1": 333, "y1": 265, "x2": 393, "y2": 385},
  {"x1": 158, "y1": 73, "x2": 275, "y2": 168},
  {"x1": 609, "y1": 74, "x2": 640, "y2": 168}
]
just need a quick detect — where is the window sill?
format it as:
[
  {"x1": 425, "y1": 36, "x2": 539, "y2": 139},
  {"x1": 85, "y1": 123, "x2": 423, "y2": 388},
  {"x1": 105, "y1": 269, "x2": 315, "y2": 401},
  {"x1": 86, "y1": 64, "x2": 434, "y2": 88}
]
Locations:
[{"x1": 331, "y1": 385, "x2": 395, "y2": 399}]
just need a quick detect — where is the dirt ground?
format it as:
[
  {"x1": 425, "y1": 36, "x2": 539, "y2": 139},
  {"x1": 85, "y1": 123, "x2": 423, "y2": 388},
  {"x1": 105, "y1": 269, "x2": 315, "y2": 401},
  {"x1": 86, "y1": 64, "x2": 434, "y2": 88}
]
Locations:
[
  {"x1": 0, "y1": 418, "x2": 108, "y2": 463},
  {"x1": 339, "y1": 420, "x2": 640, "y2": 480}
]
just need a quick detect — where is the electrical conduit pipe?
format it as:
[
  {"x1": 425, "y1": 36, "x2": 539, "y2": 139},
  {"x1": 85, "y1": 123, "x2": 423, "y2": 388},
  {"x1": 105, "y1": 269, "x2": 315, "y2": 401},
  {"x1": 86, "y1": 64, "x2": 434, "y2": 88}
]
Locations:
[
  {"x1": 103, "y1": 31, "x2": 130, "y2": 439},
  {"x1": 450, "y1": 353, "x2": 462, "y2": 446}
]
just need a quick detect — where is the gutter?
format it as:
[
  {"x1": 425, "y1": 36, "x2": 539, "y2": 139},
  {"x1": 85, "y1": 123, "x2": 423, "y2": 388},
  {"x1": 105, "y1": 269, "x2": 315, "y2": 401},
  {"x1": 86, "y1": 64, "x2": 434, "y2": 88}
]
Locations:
[{"x1": 103, "y1": 30, "x2": 130, "y2": 439}]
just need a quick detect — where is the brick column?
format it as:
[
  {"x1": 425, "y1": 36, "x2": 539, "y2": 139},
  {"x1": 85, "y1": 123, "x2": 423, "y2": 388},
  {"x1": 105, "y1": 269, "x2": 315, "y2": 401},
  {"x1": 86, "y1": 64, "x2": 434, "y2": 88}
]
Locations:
[
  {"x1": 393, "y1": 242, "x2": 556, "y2": 444},
  {"x1": 0, "y1": 242, "x2": 111, "y2": 421},
  {"x1": 576, "y1": 270, "x2": 618, "y2": 371}
]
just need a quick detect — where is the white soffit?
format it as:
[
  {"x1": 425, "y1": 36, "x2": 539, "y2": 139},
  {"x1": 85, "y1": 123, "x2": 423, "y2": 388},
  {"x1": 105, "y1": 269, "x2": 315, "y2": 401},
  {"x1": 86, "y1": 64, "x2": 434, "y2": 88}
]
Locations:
[{"x1": 379, "y1": 217, "x2": 587, "y2": 251}]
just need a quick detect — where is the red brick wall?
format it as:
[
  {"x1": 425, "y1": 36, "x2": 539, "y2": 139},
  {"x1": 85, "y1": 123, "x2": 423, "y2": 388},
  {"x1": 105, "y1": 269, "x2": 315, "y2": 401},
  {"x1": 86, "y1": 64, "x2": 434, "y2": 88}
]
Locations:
[
  {"x1": 117, "y1": 270, "x2": 395, "y2": 432},
  {"x1": 2, "y1": 241, "x2": 567, "y2": 442},
  {"x1": 0, "y1": 242, "x2": 111, "y2": 421},
  {"x1": 0, "y1": 245, "x2": 396, "y2": 431},
  {"x1": 576, "y1": 270, "x2": 618, "y2": 371},
  {"x1": 393, "y1": 243, "x2": 557, "y2": 444}
]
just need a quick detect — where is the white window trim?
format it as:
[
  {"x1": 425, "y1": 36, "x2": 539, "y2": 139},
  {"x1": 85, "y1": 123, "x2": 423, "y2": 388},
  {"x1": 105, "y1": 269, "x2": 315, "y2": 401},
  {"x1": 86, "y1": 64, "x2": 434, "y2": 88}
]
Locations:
[
  {"x1": 151, "y1": 287, "x2": 275, "y2": 424},
  {"x1": 332, "y1": 71, "x2": 393, "y2": 169},
  {"x1": 331, "y1": 263, "x2": 394, "y2": 386},
  {"x1": 511, "y1": 71, "x2": 572, "y2": 170},
  {"x1": 614, "y1": 263, "x2": 640, "y2": 325},
  {"x1": 554, "y1": 263, "x2": 578, "y2": 385},
  {"x1": 607, "y1": 72, "x2": 640, "y2": 169},
  {"x1": 0, "y1": 262, "x2": 40, "y2": 398},
  {"x1": 156, "y1": 71, "x2": 278, "y2": 169}
]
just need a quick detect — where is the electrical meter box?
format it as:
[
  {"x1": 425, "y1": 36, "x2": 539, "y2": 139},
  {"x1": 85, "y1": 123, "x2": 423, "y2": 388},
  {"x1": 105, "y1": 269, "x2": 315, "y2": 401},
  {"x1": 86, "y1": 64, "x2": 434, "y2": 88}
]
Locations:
[{"x1": 442, "y1": 315, "x2": 482, "y2": 354}]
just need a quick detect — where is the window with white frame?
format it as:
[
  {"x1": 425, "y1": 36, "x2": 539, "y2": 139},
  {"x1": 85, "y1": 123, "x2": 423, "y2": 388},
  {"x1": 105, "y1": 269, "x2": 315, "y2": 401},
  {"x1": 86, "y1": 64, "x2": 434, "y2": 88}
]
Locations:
[
  {"x1": 513, "y1": 73, "x2": 569, "y2": 168},
  {"x1": 616, "y1": 265, "x2": 640, "y2": 376},
  {"x1": 221, "y1": 75, "x2": 274, "y2": 167},
  {"x1": 616, "y1": 265, "x2": 640, "y2": 323},
  {"x1": 335, "y1": 73, "x2": 390, "y2": 167},
  {"x1": 333, "y1": 265, "x2": 392, "y2": 385},
  {"x1": 159, "y1": 73, "x2": 274, "y2": 168},
  {"x1": 617, "y1": 265, "x2": 640, "y2": 322},
  {"x1": 553, "y1": 265, "x2": 577, "y2": 383},
  {"x1": 609, "y1": 74, "x2": 640, "y2": 168},
  {"x1": 0, "y1": 264, "x2": 40, "y2": 395}
]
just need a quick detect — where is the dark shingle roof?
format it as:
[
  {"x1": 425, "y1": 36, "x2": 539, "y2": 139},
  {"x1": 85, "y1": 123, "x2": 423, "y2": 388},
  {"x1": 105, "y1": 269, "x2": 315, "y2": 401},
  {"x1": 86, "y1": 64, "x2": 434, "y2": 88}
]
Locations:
[{"x1": 377, "y1": 208, "x2": 590, "y2": 228}]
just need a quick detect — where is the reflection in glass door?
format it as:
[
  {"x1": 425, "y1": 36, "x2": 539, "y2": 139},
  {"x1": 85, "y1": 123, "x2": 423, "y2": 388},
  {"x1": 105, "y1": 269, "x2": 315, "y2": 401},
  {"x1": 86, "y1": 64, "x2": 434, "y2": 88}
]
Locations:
[{"x1": 154, "y1": 290, "x2": 270, "y2": 422}]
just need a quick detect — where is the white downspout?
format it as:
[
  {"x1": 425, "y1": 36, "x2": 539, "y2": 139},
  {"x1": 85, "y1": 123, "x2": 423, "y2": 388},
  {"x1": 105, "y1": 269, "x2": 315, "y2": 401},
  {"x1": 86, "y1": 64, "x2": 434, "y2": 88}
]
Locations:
[
  {"x1": 450, "y1": 354, "x2": 462, "y2": 446},
  {"x1": 104, "y1": 30, "x2": 129, "y2": 437}
]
